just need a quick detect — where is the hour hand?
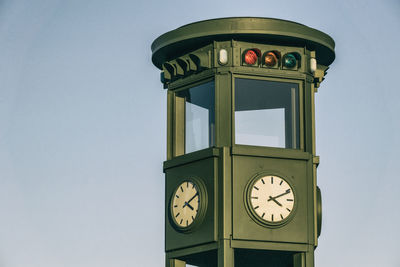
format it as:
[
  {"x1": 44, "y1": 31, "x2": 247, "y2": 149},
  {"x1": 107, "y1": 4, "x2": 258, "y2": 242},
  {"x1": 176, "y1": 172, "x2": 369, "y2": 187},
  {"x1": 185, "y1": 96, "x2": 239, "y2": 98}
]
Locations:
[
  {"x1": 183, "y1": 201, "x2": 194, "y2": 210},
  {"x1": 268, "y1": 196, "x2": 282, "y2": 206}
]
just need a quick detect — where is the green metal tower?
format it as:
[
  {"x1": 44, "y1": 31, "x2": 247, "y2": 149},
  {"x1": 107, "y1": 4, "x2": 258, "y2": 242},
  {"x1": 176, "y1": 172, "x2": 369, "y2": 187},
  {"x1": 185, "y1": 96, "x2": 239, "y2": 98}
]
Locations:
[{"x1": 151, "y1": 17, "x2": 335, "y2": 267}]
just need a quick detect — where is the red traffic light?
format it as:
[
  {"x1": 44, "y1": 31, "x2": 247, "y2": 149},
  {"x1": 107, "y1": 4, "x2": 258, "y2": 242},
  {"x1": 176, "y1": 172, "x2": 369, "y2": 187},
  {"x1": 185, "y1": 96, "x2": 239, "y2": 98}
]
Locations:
[{"x1": 243, "y1": 49, "x2": 260, "y2": 65}]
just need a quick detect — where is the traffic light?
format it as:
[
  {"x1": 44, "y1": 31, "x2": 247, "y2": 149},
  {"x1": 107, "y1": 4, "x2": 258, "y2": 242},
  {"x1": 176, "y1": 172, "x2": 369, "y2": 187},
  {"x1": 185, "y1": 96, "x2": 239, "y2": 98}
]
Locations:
[
  {"x1": 283, "y1": 53, "x2": 297, "y2": 68},
  {"x1": 313, "y1": 64, "x2": 329, "y2": 89},
  {"x1": 241, "y1": 48, "x2": 301, "y2": 70},
  {"x1": 243, "y1": 48, "x2": 261, "y2": 66},
  {"x1": 282, "y1": 52, "x2": 301, "y2": 69},
  {"x1": 263, "y1": 51, "x2": 280, "y2": 68},
  {"x1": 161, "y1": 50, "x2": 211, "y2": 84}
]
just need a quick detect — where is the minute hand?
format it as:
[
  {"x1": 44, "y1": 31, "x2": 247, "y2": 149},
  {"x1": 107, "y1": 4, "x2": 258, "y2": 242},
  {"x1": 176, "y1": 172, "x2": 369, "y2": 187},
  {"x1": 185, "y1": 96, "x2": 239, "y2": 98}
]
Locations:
[
  {"x1": 187, "y1": 192, "x2": 199, "y2": 204},
  {"x1": 183, "y1": 192, "x2": 199, "y2": 209},
  {"x1": 268, "y1": 189, "x2": 291, "y2": 202}
]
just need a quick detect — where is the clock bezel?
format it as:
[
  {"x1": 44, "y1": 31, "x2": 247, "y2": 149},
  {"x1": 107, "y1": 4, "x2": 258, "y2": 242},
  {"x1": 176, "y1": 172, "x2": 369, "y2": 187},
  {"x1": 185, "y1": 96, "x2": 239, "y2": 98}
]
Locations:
[
  {"x1": 168, "y1": 176, "x2": 208, "y2": 233},
  {"x1": 244, "y1": 172, "x2": 297, "y2": 228}
]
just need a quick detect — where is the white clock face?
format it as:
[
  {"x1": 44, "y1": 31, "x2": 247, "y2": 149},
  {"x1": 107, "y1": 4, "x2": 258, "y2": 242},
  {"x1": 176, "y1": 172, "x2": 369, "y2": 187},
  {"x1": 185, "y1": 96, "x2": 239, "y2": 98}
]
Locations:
[
  {"x1": 171, "y1": 181, "x2": 200, "y2": 228},
  {"x1": 249, "y1": 175, "x2": 295, "y2": 224}
]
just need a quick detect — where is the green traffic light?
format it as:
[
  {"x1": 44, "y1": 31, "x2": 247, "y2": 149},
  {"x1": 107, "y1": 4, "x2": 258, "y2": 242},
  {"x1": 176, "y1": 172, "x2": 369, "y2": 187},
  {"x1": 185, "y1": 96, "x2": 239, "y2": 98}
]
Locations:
[{"x1": 284, "y1": 53, "x2": 297, "y2": 68}]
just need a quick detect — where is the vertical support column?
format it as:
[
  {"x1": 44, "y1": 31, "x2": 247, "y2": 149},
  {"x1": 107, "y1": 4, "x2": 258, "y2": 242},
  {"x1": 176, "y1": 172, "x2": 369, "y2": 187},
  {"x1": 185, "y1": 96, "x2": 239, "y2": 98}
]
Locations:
[
  {"x1": 311, "y1": 81, "x2": 319, "y2": 247},
  {"x1": 215, "y1": 72, "x2": 232, "y2": 147},
  {"x1": 167, "y1": 258, "x2": 186, "y2": 267},
  {"x1": 304, "y1": 79, "x2": 313, "y2": 154},
  {"x1": 167, "y1": 90, "x2": 174, "y2": 160},
  {"x1": 174, "y1": 94, "x2": 185, "y2": 157},
  {"x1": 218, "y1": 147, "x2": 232, "y2": 239},
  {"x1": 293, "y1": 250, "x2": 315, "y2": 267},
  {"x1": 218, "y1": 239, "x2": 234, "y2": 267},
  {"x1": 305, "y1": 250, "x2": 315, "y2": 267},
  {"x1": 217, "y1": 145, "x2": 233, "y2": 267},
  {"x1": 215, "y1": 69, "x2": 234, "y2": 267},
  {"x1": 293, "y1": 252, "x2": 305, "y2": 267},
  {"x1": 215, "y1": 64, "x2": 233, "y2": 267}
]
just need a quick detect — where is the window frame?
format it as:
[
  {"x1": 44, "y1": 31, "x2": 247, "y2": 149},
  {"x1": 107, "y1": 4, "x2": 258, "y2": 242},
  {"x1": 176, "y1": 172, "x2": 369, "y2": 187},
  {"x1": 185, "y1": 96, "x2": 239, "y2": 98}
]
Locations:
[
  {"x1": 171, "y1": 77, "x2": 216, "y2": 157},
  {"x1": 232, "y1": 74, "x2": 304, "y2": 151}
]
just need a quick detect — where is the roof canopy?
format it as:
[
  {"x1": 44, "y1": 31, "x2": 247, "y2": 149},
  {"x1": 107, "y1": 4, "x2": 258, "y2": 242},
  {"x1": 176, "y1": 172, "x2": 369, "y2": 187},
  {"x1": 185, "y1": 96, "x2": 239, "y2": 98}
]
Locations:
[{"x1": 151, "y1": 17, "x2": 335, "y2": 69}]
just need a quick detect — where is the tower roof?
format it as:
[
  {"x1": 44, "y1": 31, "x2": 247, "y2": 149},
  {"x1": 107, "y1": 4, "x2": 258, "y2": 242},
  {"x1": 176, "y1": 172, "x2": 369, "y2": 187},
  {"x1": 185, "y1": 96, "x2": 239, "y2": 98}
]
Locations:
[{"x1": 151, "y1": 17, "x2": 335, "y2": 69}]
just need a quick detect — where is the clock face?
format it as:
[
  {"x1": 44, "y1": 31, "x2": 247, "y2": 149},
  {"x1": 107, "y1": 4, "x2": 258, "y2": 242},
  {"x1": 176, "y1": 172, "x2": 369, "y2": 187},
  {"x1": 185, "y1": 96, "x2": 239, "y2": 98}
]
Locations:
[
  {"x1": 249, "y1": 175, "x2": 295, "y2": 224},
  {"x1": 171, "y1": 181, "x2": 200, "y2": 229}
]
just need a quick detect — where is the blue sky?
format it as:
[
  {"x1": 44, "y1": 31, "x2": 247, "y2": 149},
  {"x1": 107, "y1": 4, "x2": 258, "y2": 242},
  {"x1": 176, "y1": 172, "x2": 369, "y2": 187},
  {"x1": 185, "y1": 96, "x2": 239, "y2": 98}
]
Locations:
[{"x1": 0, "y1": 0, "x2": 399, "y2": 266}]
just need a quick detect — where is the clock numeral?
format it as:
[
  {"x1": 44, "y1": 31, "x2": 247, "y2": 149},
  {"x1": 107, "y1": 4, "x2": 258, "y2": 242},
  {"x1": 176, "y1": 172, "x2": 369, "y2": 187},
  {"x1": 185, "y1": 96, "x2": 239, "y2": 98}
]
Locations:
[
  {"x1": 180, "y1": 186, "x2": 183, "y2": 192},
  {"x1": 262, "y1": 213, "x2": 265, "y2": 218},
  {"x1": 175, "y1": 212, "x2": 180, "y2": 218},
  {"x1": 175, "y1": 195, "x2": 179, "y2": 198},
  {"x1": 180, "y1": 219, "x2": 183, "y2": 224},
  {"x1": 186, "y1": 220, "x2": 188, "y2": 226},
  {"x1": 287, "y1": 199, "x2": 293, "y2": 202},
  {"x1": 271, "y1": 214, "x2": 274, "y2": 221},
  {"x1": 286, "y1": 189, "x2": 291, "y2": 193},
  {"x1": 286, "y1": 208, "x2": 291, "y2": 212},
  {"x1": 174, "y1": 205, "x2": 178, "y2": 208},
  {"x1": 191, "y1": 216, "x2": 195, "y2": 221},
  {"x1": 261, "y1": 179, "x2": 265, "y2": 184},
  {"x1": 279, "y1": 180, "x2": 283, "y2": 186},
  {"x1": 280, "y1": 214, "x2": 284, "y2": 220},
  {"x1": 251, "y1": 196, "x2": 258, "y2": 199},
  {"x1": 254, "y1": 186, "x2": 259, "y2": 190},
  {"x1": 271, "y1": 176, "x2": 274, "y2": 184},
  {"x1": 187, "y1": 182, "x2": 189, "y2": 188},
  {"x1": 254, "y1": 206, "x2": 259, "y2": 210}
]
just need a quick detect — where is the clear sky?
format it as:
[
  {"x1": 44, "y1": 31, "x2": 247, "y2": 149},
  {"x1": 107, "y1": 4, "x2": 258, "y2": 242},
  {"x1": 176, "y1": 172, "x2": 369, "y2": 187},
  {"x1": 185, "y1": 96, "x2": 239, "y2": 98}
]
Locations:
[{"x1": 0, "y1": 0, "x2": 399, "y2": 266}]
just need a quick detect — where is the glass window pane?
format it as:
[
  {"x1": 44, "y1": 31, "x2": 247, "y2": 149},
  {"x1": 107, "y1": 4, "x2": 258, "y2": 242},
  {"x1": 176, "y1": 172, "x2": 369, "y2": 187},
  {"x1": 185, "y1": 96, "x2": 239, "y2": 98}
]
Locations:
[
  {"x1": 235, "y1": 78, "x2": 299, "y2": 149},
  {"x1": 235, "y1": 108, "x2": 286, "y2": 147},
  {"x1": 177, "y1": 81, "x2": 215, "y2": 154}
]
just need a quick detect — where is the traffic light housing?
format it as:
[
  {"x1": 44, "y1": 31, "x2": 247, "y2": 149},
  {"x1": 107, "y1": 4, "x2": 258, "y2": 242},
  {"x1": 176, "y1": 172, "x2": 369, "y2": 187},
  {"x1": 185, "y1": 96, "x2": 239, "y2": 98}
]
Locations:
[
  {"x1": 241, "y1": 48, "x2": 301, "y2": 70},
  {"x1": 161, "y1": 47, "x2": 212, "y2": 84}
]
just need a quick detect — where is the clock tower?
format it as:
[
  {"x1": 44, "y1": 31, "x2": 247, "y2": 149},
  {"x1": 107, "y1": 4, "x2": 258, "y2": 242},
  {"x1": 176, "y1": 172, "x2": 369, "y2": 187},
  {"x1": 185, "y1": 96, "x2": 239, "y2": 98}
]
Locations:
[{"x1": 151, "y1": 17, "x2": 335, "y2": 267}]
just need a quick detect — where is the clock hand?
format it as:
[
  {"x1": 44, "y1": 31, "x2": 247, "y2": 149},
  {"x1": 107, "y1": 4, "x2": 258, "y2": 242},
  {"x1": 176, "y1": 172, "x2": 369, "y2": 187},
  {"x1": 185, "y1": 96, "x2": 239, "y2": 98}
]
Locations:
[
  {"x1": 182, "y1": 201, "x2": 194, "y2": 210},
  {"x1": 187, "y1": 192, "x2": 199, "y2": 204},
  {"x1": 185, "y1": 202, "x2": 194, "y2": 210},
  {"x1": 268, "y1": 189, "x2": 291, "y2": 202},
  {"x1": 268, "y1": 196, "x2": 282, "y2": 207},
  {"x1": 182, "y1": 192, "x2": 198, "y2": 209}
]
